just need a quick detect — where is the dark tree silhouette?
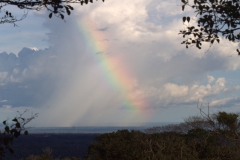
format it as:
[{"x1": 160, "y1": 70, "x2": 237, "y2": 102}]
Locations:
[
  {"x1": 0, "y1": 0, "x2": 104, "y2": 25},
  {"x1": 0, "y1": 111, "x2": 38, "y2": 159},
  {"x1": 179, "y1": 0, "x2": 240, "y2": 55}
]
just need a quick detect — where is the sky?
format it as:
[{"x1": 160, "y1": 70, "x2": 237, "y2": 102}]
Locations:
[{"x1": 0, "y1": 0, "x2": 240, "y2": 127}]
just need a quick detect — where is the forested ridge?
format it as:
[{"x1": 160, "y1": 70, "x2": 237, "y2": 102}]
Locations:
[{"x1": 85, "y1": 111, "x2": 240, "y2": 160}]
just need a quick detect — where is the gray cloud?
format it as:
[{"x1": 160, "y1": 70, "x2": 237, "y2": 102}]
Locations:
[
  {"x1": 0, "y1": 0, "x2": 239, "y2": 126},
  {"x1": 0, "y1": 47, "x2": 61, "y2": 108}
]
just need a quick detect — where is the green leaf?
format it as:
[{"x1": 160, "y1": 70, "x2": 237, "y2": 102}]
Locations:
[
  {"x1": 12, "y1": 118, "x2": 17, "y2": 122},
  {"x1": 237, "y1": 49, "x2": 240, "y2": 55},
  {"x1": 183, "y1": 17, "x2": 186, "y2": 22},
  {"x1": 24, "y1": 130, "x2": 28, "y2": 135},
  {"x1": 16, "y1": 122, "x2": 20, "y2": 128},
  {"x1": 182, "y1": 5, "x2": 185, "y2": 11},
  {"x1": 60, "y1": 14, "x2": 64, "y2": 19},
  {"x1": 67, "y1": 5, "x2": 74, "y2": 10},
  {"x1": 66, "y1": 8, "x2": 71, "y2": 15},
  {"x1": 5, "y1": 126, "x2": 10, "y2": 133}
]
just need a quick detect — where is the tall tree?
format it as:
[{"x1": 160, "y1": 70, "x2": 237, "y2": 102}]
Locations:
[
  {"x1": 0, "y1": 0, "x2": 104, "y2": 25},
  {"x1": 179, "y1": 0, "x2": 240, "y2": 55}
]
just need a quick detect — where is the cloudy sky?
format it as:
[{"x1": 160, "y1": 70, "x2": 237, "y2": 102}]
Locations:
[{"x1": 0, "y1": 0, "x2": 240, "y2": 127}]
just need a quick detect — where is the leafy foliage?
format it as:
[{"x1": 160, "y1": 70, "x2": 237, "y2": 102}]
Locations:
[
  {"x1": 216, "y1": 111, "x2": 239, "y2": 131},
  {"x1": 0, "y1": 111, "x2": 38, "y2": 159},
  {"x1": 86, "y1": 129, "x2": 240, "y2": 159},
  {"x1": 0, "y1": 0, "x2": 104, "y2": 25},
  {"x1": 179, "y1": 0, "x2": 240, "y2": 54},
  {"x1": 87, "y1": 111, "x2": 240, "y2": 160},
  {"x1": 86, "y1": 130, "x2": 148, "y2": 160}
]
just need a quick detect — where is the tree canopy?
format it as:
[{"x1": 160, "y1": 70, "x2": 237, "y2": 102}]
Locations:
[
  {"x1": 0, "y1": 0, "x2": 104, "y2": 25},
  {"x1": 179, "y1": 0, "x2": 240, "y2": 55},
  {"x1": 86, "y1": 111, "x2": 240, "y2": 160}
]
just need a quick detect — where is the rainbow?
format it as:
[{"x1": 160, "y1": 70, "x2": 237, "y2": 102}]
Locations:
[{"x1": 77, "y1": 17, "x2": 148, "y2": 112}]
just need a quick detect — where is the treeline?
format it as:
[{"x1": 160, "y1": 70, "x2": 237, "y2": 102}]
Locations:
[
  {"x1": 86, "y1": 111, "x2": 240, "y2": 160},
  {"x1": 3, "y1": 111, "x2": 240, "y2": 160}
]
